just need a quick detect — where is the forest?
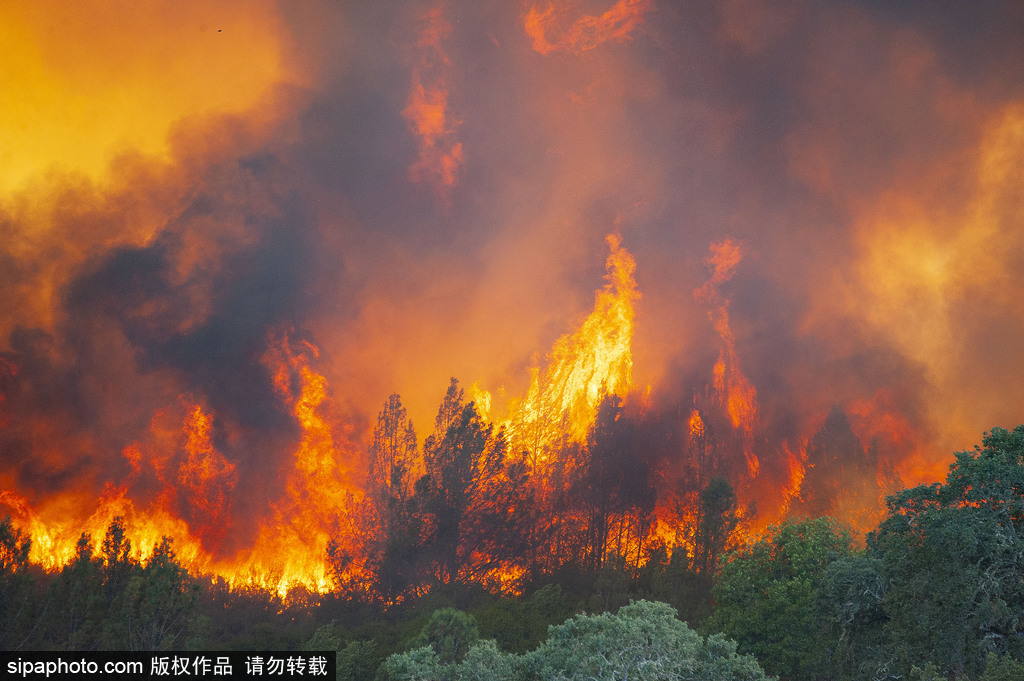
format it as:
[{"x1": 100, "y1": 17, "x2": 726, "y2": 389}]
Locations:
[{"x1": 3, "y1": 382, "x2": 1024, "y2": 681}]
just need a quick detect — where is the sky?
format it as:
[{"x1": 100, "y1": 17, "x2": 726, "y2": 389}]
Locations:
[{"x1": 1, "y1": 0, "x2": 1023, "y2": 557}]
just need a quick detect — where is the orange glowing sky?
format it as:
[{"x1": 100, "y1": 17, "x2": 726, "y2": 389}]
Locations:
[{"x1": 0, "y1": 1, "x2": 300, "y2": 196}]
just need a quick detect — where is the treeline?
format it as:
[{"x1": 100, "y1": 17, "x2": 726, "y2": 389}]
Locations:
[
  {"x1": 334, "y1": 378, "x2": 743, "y2": 602},
  {"x1": 4, "y1": 390, "x2": 1024, "y2": 680},
  {"x1": 708, "y1": 425, "x2": 1024, "y2": 681}
]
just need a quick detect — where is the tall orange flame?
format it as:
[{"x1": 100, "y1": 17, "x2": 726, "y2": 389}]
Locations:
[
  {"x1": 504, "y1": 234, "x2": 637, "y2": 461},
  {"x1": 239, "y1": 333, "x2": 368, "y2": 597},
  {"x1": 695, "y1": 239, "x2": 760, "y2": 477}
]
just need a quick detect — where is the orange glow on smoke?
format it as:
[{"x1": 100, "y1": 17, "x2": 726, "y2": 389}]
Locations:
[
  {"x1": 524, "y1": 0, "x2": 652, "y2": 55},
  {"x1": 0, "y1": 228, "x2": 964, "y2": 592},
  {"x1": 3, "y1": 1, "x2": 1012, "y2": 605},
  {"x1": 819, "y1": 105, "x2": 1024, "y2": 462},
  {"x1": 403, "y1": 3, "x2": 464, "y2": 198},
  {"x1": 0, "y1": 1, "x2": 296, "y2": 195},
  {"x1": 179, "y1": 405, "x2": 238, "y2": 553}
]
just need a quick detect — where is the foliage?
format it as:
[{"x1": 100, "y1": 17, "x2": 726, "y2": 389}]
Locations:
[
  {"x1": 979, "y1": 653, "x2": 1024, "y2": 681},
  {"x1": 0, "y1": 516, "x2": 35, "y2": 648},
  {"x1": 636, "y1": 544, "x2": 713, "y2": 624},
  {"x1": 367, "y1": 394, "x2": 421, "y2": 599},
  {"x1": 863, "y1": 425, "x2": 1024, "y2": 678},
  {"x1": 414, "y1": 608, "x2": 480, "y2": 664},
  {"x1": 577, "y1": 396, "x2": 656, "y2": 571},
  {"x1": 112, "y1": 536, "x2": 201, "y2": 650},
  {"x1": 708, "y1": 517, "x2": 854, "y2": 680},
  {"x1": 692, "y1": 477, "x2": 739, "y2": 577},
  {"x1": 382, "y1": 600, "x2": 771, "y2": 681},
  {"x1": 5, "y1": 517, "x2": 202, "y2": 651},
  {"x1": 414, "y1": 381, "x2": 535, "y2": 589},
  {"x1": 473, "y1": 584, "x2": 571, "y2": 654}
]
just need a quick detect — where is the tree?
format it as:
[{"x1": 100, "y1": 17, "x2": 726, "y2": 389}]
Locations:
[
  {"x1": 115, "y1": 537, "x2": 201, "y2": 650},
  {"x1": 864, "y1": 425, "x2": 1024, "y2": 678},
  {"x1": 577, "y1": 395, "x2": 656, "y2": 571},
  {"x1": 0, "y1": 516, "x2": 34, "y2": 648},
  {"x1": 691, "y1": 477, "x2": 739, "y2": 577},
  {"x1": 381, "y1": 600, "x2": 772, "y2": 681},
  {"x1": 369, "y1": 393, "x2": 418, "y2": 521},
  {"x1": 414, "y1": 608, "x2": 480, "y2": 664},
  {"x1": 792, "y1": 406, "x2": 879, "y2": 530},
  {"x1": 417, "y1": 378, "x2": 532, "y2": 588},
  {"x1": 709, "y1": 517, "x2": 854, "y2": 680},
  {"x1": 366, "y1": 393, "x2": 421, "y2": 599},
  {"x1": 45, "y1": 532, "x2": 106, "y2": 649}
]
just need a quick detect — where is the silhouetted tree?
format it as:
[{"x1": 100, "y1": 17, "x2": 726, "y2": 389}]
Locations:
[
  {"x1": 0, "y1": 516, "x2": 34, "y2": 648},
  {"x1": 366, "y1": 393, "x2": 421, "y2": 599},
  {"x1": 691, "y1": 477, "x2": 738, "y2": 577},
  {"x1": 577, "y1": 396, "x2": 656, "y2": 571},
  {"x1": 795, "y1": 406, "x2": 879, "y2": 523},
  {"x1": 416, "y1": 379, "x2": 533, "y2": 588}
]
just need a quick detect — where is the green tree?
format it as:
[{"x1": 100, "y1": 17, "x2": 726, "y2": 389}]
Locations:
[
  {"x1": 820, "y1": 554, "x2": 890, "y2": 680},
  {"x1": 474, "y1": 583, "x2": 571, "y2": 654},
  {"x1": 415, "y1": 608, "x2": 481, "y2": 664},
  {"x1": 980, "y1": 653, "x2": 1024, "y2": 681},
  {"x1": 381, "y1": 600, "x2": 772, "y2": 681},
  {"x1": 865, "y1": 426, "x2": 1024, "y2": 678},
  {"x1": 708, "y1": 517, "x2": 854, "y2": 680},
  {"x1": 45, "y1": 532, "x2": 106, "y2": 649},
  {"x1": 111, "y1": 537, "x2": 200, "y2": 650}
]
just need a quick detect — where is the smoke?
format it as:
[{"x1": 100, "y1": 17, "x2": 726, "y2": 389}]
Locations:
[{"x1": 2, "y1": 0, "x2": 1022, "y2": 564}]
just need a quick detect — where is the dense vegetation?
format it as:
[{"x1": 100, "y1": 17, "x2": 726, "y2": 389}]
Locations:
[{"x1": 4, "y1": 422, "x2": 1024, "y2": 680}]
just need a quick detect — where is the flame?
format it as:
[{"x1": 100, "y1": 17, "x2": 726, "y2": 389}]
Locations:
[
  {"x1": 0, "y1": 332, "x2": 368, "y2": 598},
  {"x1": 777, "y1": 440, "x2": 808, "y2": 519},
  {"x1": 505, "y1": 234, "x2": 637, "y2": 460},
  {"x1": 179, "y1": 405, "x2": 238, "y2": 552},
  {"x1": 240, "y1": 333, "x2": 368, "y2": 597},
  {"x1": 688, "y1": 408, "x2": 704, "y2": 439},
  {"x1": 0, "y1": 230, "x2": 948, "y2": 594},
  {"x1": 695, "y1": 239, "x2": 760, "y2": 477},
  {"x1": 403, "y1": 3, "x2": 464, "y2": 198},
  {"x1": 524, "y1": 0, "x2": 652, "y2": 55}
]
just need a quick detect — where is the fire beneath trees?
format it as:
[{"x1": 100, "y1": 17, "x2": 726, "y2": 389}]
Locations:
[
  {"x1": 1, "y1": 236, "x2": 913, "y2": 598},
  {"x1": 3, "y1": 1, "x2": 1018, "y2": 604}
]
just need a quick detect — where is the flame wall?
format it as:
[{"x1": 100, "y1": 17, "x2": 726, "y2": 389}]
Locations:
[{"x1": 2, "y1": 0, "x2": 1023, "y2": 586}]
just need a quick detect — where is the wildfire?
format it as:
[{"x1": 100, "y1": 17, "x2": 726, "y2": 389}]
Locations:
[
  {"x1": 0, "y1": 233, "x2": 939, "y2": 596},
  {"x1": 241, "y1": 333, "x2": 368, "y2": 597},
  {"x1": 0, "y1": 333, "x2": 366, "y2": 598},
  {"x1": 695, "y1": 240, "x2": 760, "y2": 478},
  {"x1": 504, "y1": 233, "x2": 638, "y2": 461}
]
